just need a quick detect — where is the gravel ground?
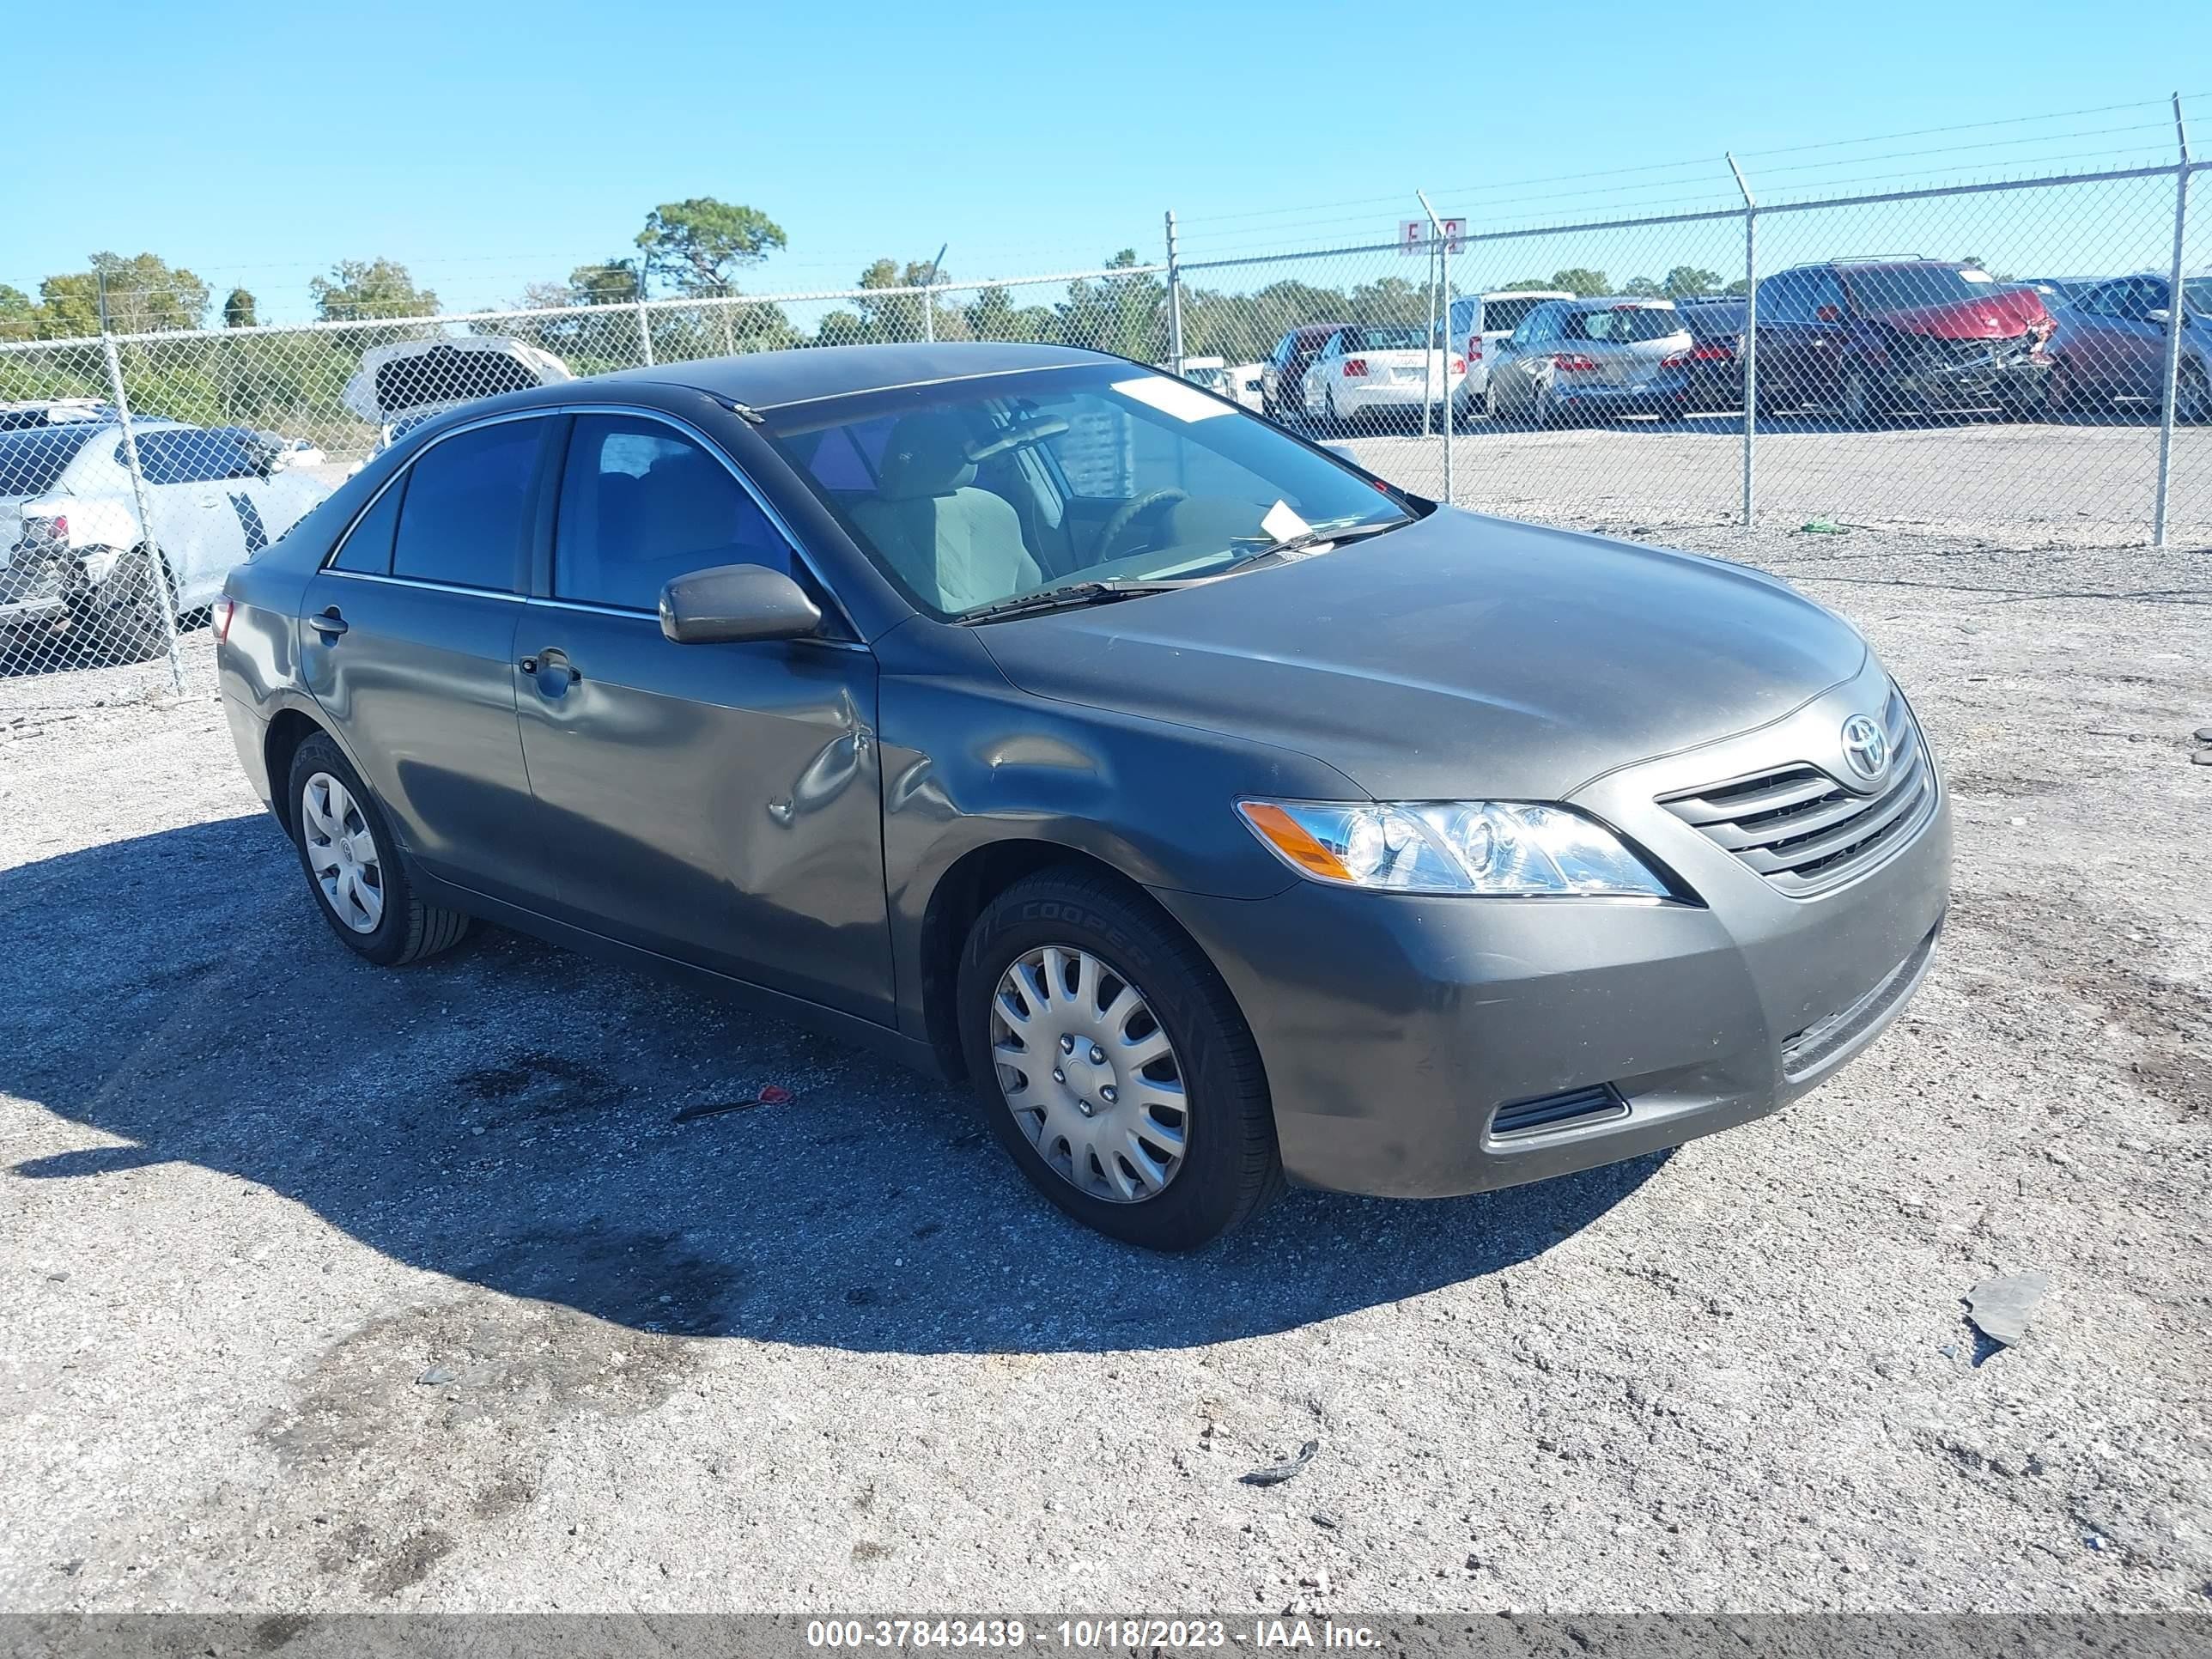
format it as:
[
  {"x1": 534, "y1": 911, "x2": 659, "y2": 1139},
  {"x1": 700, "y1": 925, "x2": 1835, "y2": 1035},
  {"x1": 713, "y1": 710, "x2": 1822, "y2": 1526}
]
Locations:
[{"x1": 2, "y1": 517, "x2": 2209, "y2": 1616}]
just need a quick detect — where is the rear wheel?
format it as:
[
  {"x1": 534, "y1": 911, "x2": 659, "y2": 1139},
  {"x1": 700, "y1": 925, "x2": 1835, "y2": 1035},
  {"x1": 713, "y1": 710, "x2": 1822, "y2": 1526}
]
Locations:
[
  {"x1": 957, "y1": 869, "x2": 1283, "y2": 1250},
  {"x1": 286, "y1": 733, "x2": 471, "y2": 967},
  {"x1": 2179, "y1": 361, "x2": 2211, "y2": 425},
  {"x1": 94, "y1": 547, "x2": 176, "y2": 665}
]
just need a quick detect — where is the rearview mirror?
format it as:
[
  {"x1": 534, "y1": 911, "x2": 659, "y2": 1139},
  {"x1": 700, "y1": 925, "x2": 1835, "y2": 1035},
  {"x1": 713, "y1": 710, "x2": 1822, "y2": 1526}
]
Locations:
[{"x1": 659, "y1": 563, "x2": 822, "y2": 645}]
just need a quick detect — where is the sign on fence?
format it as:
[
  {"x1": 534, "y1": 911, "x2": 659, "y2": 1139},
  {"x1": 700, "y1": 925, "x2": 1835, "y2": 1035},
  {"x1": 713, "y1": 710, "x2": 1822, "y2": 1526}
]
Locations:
[{"x1": 1400, "y1": 216, "x2": 1467, "y2": 255}]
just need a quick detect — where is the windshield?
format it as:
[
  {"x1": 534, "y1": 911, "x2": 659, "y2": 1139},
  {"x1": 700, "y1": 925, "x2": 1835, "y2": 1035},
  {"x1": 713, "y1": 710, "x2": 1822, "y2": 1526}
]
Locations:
[
  {"x1": 0, "y1": 426, "x2": 100, "y2": 497},
  {"x1": 1562, "y1": 307, "x2": 1686, "y2": 343},
  {"x1": 2186, "y1": 278, "x2": 2212, "y2": 319},
  {"x1": 1843, "y1": 264, "x2": 2000, "y2": 314},
  {"x1": 765, "y1": 363, "x2": 1409, "y2": 619}
]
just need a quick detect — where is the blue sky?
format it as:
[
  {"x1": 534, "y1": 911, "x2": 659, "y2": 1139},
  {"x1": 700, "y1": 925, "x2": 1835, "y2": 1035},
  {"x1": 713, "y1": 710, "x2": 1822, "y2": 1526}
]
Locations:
[{"x1": 3, "y1": 0, "x2": 2205, "y2": 325}]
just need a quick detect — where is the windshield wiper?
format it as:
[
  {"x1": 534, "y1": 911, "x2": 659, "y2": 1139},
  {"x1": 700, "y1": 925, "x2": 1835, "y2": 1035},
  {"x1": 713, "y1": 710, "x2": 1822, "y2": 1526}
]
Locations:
[
  {"x1": 1215, "y1": 514, "x2": 1413, "y2": 578},
  {"x1": 957, "y1": 579, "x2": 1193, "y2": 625}
]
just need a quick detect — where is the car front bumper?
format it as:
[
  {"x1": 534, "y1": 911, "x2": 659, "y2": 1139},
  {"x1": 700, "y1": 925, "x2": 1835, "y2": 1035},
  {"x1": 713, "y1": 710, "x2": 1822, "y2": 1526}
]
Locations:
[{"x1": 1151, "y1": 659, "x2": 1951, "y2": 1200}]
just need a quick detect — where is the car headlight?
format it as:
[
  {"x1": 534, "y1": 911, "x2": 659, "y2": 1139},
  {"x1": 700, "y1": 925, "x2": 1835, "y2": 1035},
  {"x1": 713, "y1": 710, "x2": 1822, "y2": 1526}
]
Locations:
[{"x1": 1237, "y1": 799, "x2": 1672, "y2": 897}]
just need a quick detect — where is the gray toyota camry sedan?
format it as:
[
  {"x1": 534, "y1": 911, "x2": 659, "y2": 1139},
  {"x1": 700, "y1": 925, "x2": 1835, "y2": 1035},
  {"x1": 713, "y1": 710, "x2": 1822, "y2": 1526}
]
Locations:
[{"x1": 216, "y1": 342, "x2": 1949, "y2": 1249}]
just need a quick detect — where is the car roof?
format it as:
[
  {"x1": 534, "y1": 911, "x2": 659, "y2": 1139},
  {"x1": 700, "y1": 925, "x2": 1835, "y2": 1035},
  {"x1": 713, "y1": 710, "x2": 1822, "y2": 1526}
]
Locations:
[
  {"x1": 589, "y1": 341, "x2": 1120, "y2": 410},
  {"x1": 1562, "y1": 295, "x2": 1678, "y2": 309}
]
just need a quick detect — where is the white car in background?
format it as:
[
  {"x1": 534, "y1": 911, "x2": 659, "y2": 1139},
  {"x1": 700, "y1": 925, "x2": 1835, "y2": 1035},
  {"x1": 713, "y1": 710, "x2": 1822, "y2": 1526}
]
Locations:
[
  {"x1": 344, "y1": 335, "x2": 574, "y2": 461},
  {"x1": 1448, "y1": 289, "x2": 1576, "y2": 416},
  {"x1": 1, "y1": 421, "x2": 331, "y2": 663},
  {"x1": 1301, "y1": 323, "x2": 1463, "y2": 430},
  {"x1": 1222, "y1": 361, "x2": 1267, "y2": 410}
]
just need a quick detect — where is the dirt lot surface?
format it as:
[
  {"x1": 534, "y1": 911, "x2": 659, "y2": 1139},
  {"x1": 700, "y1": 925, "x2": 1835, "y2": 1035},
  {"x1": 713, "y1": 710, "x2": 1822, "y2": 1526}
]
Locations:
[{"x1": 3, "y1": 521, "x2": 2209, "y2": 1614}]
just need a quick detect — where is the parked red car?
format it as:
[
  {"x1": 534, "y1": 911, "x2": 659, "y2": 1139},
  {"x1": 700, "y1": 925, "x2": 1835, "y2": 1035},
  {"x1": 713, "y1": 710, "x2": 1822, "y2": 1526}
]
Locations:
[{"x1": 1750, "y1": 259, "x2": 2055, "y2": 422}]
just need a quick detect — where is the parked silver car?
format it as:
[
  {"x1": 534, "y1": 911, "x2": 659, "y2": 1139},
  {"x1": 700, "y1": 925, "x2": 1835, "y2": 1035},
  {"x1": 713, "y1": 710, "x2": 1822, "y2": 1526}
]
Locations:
[{"x1": 1486, "y1": 297, "x2": 1695, "y2": 426}]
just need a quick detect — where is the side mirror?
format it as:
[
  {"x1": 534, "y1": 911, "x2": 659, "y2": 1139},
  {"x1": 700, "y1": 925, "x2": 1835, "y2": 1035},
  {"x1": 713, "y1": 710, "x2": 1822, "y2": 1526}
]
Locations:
[
  {"x1": 2144, "y1": 307, "x2": 2171, "y2": 325},
  {"x1": 659, "y1": 563, "x2": 822, "y2": 645}
]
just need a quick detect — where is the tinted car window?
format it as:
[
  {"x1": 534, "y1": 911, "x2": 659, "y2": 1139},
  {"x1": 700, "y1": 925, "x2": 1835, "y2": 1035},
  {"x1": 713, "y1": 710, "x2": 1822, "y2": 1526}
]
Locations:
[
  {"x1": 1842, "y1": 264, "x2": 1996, "y2": 314},
  {"x1": 0, "y1": 426, "x2": 100, "y2": 496},
  {"x1": 1480, "y1": 296, "x2": 1551, "y2": 334},
  {"x1": 391, "y1": 418, "x2": 543, "y2": 592},
  {"x1": 1341, "y1": 325, "x2": 1430, "y2": 351},
  {"x1": 555, "y1": 415, "x2": 797, "y2": 611},
  {"x1": 331, "y1": 474, "x2": 405, "y2": 575},
  {"x1": 135, "y1": 427, "x2": 260, "y2": 485}
]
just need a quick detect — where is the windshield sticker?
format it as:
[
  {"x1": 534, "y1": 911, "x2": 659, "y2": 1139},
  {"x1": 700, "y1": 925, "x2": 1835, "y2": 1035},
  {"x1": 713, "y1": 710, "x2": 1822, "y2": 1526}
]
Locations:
[
  {"x1": 1261, "y1": 500, "x2": 1311, "y2": 543},
  {"x1": 1114, "y1": 375, "x2": 1234, "y2": 422}
]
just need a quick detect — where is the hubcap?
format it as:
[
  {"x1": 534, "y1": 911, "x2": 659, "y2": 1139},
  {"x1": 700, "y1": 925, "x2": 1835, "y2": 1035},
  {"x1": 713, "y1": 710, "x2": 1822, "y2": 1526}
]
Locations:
[
  {"x1": 988, "y1": 944, "x2": 1189, "y2": 1204},
  {"x1": 301, "y1": 771, "x2": 384, "y2": 934}
]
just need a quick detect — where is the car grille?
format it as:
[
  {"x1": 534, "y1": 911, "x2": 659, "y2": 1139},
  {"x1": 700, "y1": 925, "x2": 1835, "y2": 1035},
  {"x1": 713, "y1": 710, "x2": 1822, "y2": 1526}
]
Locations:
[{"x1": 1659, "y1": 685, "x2": 1936, "y2": 897}]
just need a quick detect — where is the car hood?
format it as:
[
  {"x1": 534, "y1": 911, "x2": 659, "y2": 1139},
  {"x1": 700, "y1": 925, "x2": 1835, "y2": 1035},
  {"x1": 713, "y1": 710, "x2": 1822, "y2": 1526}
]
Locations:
[
  {"x1": 341, "y1": 336, "x2": 574, "y2": 423},
  {"x1": 1868, "y1": 287, "x2": 2050, "y2": 341},
  {"x1": 973, "y1": 508, "x2": 1869, "y2": 801}
]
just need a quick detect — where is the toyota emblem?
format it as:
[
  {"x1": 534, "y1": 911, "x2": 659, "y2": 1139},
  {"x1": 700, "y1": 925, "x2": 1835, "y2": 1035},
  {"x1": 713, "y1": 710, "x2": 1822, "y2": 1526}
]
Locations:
[{"x1": 1840, "y1": 714, "x2": 1889, "y2": 782}]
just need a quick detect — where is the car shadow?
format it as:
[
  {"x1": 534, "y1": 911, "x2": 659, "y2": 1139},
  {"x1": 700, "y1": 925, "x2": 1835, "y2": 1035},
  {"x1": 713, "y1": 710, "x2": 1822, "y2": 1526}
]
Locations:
[{"x1": 0, "y1": 815, "x2": 1663, "y2": 1356}]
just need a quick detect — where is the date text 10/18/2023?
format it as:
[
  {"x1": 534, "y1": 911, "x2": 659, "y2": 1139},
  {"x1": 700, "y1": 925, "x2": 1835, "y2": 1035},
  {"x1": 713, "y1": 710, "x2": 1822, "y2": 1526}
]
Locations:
[{"x1": 805, "y1": 1620, "x2": 1382, "y2": 1650}]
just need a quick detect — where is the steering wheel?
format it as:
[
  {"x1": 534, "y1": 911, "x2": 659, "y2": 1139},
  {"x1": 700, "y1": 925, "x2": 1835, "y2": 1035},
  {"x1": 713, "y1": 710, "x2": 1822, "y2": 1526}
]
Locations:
[{"x1": 1093, "y1": 489, "x2": 1188, "y2": 562}]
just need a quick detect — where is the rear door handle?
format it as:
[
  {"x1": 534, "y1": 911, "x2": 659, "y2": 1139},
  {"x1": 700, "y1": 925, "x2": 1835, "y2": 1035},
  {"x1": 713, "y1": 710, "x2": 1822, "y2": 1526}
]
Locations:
[{"x1": 308, "y1": 606, "x2": 348, "y2": 638}]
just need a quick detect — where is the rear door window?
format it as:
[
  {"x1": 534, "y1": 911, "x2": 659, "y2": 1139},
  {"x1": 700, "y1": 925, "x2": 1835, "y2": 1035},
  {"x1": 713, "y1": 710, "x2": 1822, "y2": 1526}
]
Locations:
[
  {"x1": 135, "y1": 428, "x2": 260, "y2": 484},
  {"x1": 331, "y1": 476, "x2": 405, "y2": 574},
  {"x1": 391, "y1": 417, "x2": 544, "y2": 592}
]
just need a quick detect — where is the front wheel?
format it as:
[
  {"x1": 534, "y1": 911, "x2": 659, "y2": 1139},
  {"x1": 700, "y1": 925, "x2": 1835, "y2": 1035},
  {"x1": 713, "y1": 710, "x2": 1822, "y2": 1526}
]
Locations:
[
  {"x1": 2179, "y1": 361, "x2": 2211, "y2": 425},
  {"x1": 957, "y1": 869, "x2": 1283, "y2": 1249},
  {"x1": 287, "y1": 732, "x2": 471, "y2": 966}
]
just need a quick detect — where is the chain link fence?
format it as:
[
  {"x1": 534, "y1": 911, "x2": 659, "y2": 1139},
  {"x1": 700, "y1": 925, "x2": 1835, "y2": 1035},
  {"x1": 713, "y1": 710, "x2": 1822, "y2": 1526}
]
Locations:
[{"x1": 4, "y1": 134, "x2": 2206, "y2": 720}]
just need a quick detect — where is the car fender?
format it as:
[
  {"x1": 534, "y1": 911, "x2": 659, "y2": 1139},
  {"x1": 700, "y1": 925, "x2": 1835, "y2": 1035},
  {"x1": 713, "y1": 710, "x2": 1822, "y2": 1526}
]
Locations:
[{"x1": 871, "y1": 623, "x2": 1362, "y2": 1044}]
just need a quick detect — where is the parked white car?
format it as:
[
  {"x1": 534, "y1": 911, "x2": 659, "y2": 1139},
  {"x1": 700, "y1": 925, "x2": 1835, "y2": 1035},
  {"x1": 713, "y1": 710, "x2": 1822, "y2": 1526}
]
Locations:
[
  {"x1": 1223, "y1": 361, "x2": 1267, "y2": 411},
  {"x1": 1, "y1": 421, "x2": 331, "y2": 662},
  {"x1": 1301, "y1": 324, "x2": 1463, "y2": 429},
  {"x1": 1447, "y1": 290, "x2": 1576, "y2": 416},
  {"x1": 344, "y1": 335, "x2": 574, "y2": 460}
]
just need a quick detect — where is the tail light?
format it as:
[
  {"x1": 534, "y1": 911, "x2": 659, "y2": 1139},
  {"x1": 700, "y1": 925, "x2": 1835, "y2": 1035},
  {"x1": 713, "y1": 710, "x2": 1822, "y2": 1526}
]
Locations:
[
  {"x1": 214, "y1": 597, "x2": 236, "y2": 643},
  {"x1": 1451, "y1": 357, "x2": 1466, "y2": 375},
  {"x1": 1342, "y1": 358, "x2": 1367, "y2": 377},
  {"x1": 1663, "y1": 343, "x2": 1735, "y2": 367},
  {"x1": 1467, "y1": 336, "x2": 1483, "y2": 361},
  {"x1": 27, "y1": 513, "x2": 68, "y2": 542},
  {"x1": 1552, "y1": 354, "x2": 1601, "y2": 373}
]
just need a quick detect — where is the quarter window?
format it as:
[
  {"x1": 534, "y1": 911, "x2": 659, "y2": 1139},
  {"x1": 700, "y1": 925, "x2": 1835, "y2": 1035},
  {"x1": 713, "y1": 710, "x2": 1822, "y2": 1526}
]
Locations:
[
  {"x1": 391, "y1": 418, "x2": 544, "y2": 592},
  {"x1": 553, "y1": 415, "x2": 799, "y2": 611},
  {"x1": 331, "y1": 475, "x2": 404, "y2": 574}
]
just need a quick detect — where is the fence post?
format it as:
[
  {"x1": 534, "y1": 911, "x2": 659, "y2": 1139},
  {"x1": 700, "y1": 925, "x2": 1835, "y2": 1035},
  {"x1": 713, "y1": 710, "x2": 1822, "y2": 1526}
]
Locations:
[
  {"x1": 1417, "y1": 190, "x2": 1453, "y2": 504},
  {"x1": 99, "y1": 331, "x2": 185, "y2": 695},
  {"x1": 635, "y1": 269, "x2": 654, "y2": 368},
  {"x1": 2153, "y1": 92, "x2": 2191, "y2": 550},
  {"x1": 922, "y1": 244, "x2": 947, "y2": 344},
  {"x1": 1164, "y1": 210, "x2": 1186, "y2": 377},
  {"x1": 1727, "y1": 153, "x2": 1757, "y2": 533}
]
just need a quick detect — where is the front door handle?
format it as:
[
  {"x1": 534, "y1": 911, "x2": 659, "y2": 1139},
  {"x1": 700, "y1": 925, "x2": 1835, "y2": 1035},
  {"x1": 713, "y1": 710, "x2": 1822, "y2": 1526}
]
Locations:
[
  {"x1": 523, "y1": 650, "x2": 582, "y2": 696},
  {"x1": 308, "y1": 606, "x2": 348, "y2": 638}
]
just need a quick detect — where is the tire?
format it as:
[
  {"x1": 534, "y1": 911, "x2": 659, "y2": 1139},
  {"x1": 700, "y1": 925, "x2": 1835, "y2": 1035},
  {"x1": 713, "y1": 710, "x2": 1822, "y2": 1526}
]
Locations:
[
  {"x1": 956, "y1": 868, "x2": 1284, "y2": 1250},
  {"x1": 95, "y1": 547, "x2": 176, "y2": 665},
  {"x1": 2042, "y1": 361, "x2": 2077, "y2": 421},
  {"x1": 286, "y1": 732, "x2": 471, "y2": 967},
  {"x1": 2179, "y1": 362, "x2": 2211, "y2": 425}
]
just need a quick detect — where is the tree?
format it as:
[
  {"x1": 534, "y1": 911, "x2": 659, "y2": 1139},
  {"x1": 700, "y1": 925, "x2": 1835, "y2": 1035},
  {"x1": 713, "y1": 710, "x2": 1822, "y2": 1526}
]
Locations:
[
  {"x1": 851, "y1": 256, "x2": 957, "y2": 341},
  {"x1": 635, "y1": 198, "x2": 787, "y2": 297},
  {"x1": 963, "y1": 284, "x2": 1055, "y2": 344},
  {"x1": 1550, "y1": 267, "x2": 1610, "y2": 297},
  {"x1": 0, "y1": 283, "x2": 35, "y2": 342},
  {"x1": 566, "y1": 257, "x2": 641, "y2": 306},
  {"x1": 1623, "y1": 275, "x2": 1665, "y2": 298},
  {"x1": 223, "y1": 288, "x2": 258, "y2": 328},
  {"x1": 1662, "y1": 265, "x2": 1722, "y2": 300},
  {"x1": 310, "y1": 258, "x2": 437, "y2": 321},
  {"x1": 37, "y1": 253, "x2": 210, "y2": 336}
]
